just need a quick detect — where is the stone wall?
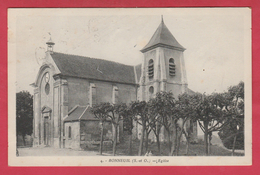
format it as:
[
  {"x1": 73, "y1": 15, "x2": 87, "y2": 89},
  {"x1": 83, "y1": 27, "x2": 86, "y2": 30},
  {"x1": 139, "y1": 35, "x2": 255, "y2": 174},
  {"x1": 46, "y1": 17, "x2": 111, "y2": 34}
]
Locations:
[
  {"x1": 67, "y1": 77, "x2": 137, "y2": 111},
  {"x1": 79, "y1": 120, "x2": 113, "y2": 149},
  {"x1": 64, "y1": 121, "x2": 80, "y2": 150}
]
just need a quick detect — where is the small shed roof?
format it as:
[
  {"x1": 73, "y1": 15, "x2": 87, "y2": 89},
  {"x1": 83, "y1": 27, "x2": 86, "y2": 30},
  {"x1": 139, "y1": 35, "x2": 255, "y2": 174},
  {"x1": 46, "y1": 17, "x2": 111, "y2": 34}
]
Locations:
[{"x1": 64, "y1": 105, "x2": 98, "y2": 122}]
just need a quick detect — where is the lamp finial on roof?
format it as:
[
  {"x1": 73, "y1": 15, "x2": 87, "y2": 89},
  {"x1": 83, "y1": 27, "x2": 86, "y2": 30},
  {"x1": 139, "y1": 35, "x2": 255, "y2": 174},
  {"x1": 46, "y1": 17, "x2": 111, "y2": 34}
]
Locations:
[
  {"x1": 46, "y1": 37, "x2": 55, "y2": 54},
  {"x1": 161, "y1": 15, "x2": 164, "y2": 23}
]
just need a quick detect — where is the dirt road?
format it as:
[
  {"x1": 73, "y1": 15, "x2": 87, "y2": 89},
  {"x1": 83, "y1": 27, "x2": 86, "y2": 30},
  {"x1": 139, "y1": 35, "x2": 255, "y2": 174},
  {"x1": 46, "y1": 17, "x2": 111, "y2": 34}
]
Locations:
[{"x1": 17, "y1": 147, "x2": 100, "y2": 156}]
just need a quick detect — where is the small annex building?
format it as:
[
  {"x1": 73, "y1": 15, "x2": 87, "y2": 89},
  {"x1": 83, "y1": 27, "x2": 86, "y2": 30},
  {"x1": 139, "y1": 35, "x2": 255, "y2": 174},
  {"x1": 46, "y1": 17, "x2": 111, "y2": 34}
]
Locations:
[
  {"x1": 32, "y1": 17, "x2": 197, "y2": 149},
  {"x1": 63, "y1": 105, "x2": 119, "y2": 150}
]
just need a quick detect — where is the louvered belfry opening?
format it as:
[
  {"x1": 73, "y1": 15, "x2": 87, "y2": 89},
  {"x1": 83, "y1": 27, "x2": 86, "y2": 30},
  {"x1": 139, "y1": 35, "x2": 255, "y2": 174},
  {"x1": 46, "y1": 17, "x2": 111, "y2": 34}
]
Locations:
[
  {"x1": 169, "y1": 58, "x2": 176, "y2": 76},
  {"x1": 148, "y1": 59, "x2": 154, "y2": 79}
]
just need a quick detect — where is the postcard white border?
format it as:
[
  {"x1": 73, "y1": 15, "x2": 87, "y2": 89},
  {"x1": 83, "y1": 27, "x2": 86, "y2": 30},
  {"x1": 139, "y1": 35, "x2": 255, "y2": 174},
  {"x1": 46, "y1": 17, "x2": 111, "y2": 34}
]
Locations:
[{"x1": 8, "y1": 8, "x2": 252, "y2": 166}]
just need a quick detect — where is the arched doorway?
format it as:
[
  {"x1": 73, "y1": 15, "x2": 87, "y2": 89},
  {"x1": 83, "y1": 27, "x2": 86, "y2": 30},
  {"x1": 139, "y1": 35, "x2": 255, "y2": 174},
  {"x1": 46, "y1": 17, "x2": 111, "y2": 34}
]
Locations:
[{"x1": 42, "y1": 106, "x2": 52, "y2": 146}]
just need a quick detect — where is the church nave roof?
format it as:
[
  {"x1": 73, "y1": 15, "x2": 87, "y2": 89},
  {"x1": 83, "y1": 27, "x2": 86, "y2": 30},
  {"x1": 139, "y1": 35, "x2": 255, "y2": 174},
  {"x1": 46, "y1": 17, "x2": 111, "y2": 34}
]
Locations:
[{"x1": 51, "y1": 52, "x2": 140, "y2": 85}]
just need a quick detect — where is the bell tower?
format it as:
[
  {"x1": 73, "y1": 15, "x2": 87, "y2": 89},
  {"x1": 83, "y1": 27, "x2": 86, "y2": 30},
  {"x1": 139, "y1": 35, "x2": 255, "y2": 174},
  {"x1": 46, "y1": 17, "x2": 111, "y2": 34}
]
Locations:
[{"x1": 139, "y1": 17, "x2": 188, "y2": 101}]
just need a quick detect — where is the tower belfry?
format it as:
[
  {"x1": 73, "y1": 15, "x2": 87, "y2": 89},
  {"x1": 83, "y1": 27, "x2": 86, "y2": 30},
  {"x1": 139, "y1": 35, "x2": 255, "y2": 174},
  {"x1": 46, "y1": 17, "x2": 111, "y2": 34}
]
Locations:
[{"x1": 139, "y1": 17, "x2": 188, "y2": 101}]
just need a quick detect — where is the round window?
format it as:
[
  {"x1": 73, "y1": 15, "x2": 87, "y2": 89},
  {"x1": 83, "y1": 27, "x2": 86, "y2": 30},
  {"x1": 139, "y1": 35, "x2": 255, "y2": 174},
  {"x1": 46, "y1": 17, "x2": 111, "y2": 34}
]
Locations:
[{"x1": 45, "y1": 83, "x2": 50, "y2": 95}]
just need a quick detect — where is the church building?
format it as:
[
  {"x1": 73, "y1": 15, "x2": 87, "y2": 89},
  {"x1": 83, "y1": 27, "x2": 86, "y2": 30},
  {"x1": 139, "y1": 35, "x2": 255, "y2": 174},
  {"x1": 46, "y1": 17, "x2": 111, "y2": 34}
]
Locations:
[{"x1": 31, "y1": 18, "x2": 197, "y2": 150}]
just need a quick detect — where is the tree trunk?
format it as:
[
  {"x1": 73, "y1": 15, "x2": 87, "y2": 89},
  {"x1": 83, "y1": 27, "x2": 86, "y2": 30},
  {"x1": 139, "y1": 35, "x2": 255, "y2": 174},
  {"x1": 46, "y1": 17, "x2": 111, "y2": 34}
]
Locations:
[
  {"x1": 170, "y1": 122, "x2": 178, "y2": 156},
  {"x1": 176, "y1": 135, "x2": 180, "y2": 156},
  {"x1": 204, "y1": 133, "x2": 209, "y2": 156},
  {"x1": 128, "y1": 133, "x2": 132, "y2": 156},
  {"x1": 16, "y1": 133, "x2": 19, "y2": 147},
  {"x1": 232, "y1": 134, "x2": 237, "y2": 156},
  {"x1": 165, "y1": 128, "x2": 171, "y2": 156},
  {"x1": 156, "y1": 134, "x2": 161, "y2": 156},
  {"x1": 144, "y1": 129, "x2": 149, "y2": 153},
  {"x1": 183, "y1": 131, "x2": 190, "y2": 155},
  {"x1": 138, "y1": 124, "x2": 144, "y2": 156},
  {"x1": 176, "y1": 123, "x2": 185, "y2": 156},
  {"x1": 100, "y1": 123, "x2": 104, "y2": 155},
  {"x1": 170, "y1": 123, "x2": 177, "y2": 156},
  {"x1": 208, "y1": 132, "x2": 212, "y2": 155},
  {"x1": 174, "y1": 123, "x2": 178, "y2": 156},
  {"x1": 208, "y1": 139, "x2": 211, "y2": 155},
  {"x1": 112, "y1": 124, "x2": 118, "y2": 156},
  {"x1": 22, "y1": 134, "x2": 26, "y2": 146},
  {"x1": 204, "y1": 121, "x2": 209, "y2": 156},
  {"x1": 186, "y1": 138, "x2": 190, "y2": 155},
  {"x1": 176, "y1": 131, "x2": 182, "y2": 156}
]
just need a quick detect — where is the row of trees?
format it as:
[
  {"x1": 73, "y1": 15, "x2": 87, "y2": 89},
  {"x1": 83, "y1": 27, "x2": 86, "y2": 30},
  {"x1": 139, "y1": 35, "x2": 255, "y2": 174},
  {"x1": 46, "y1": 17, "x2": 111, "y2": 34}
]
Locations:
[
  {"x1": 15, "y1": 82, "x2": 244, "y2": 155},
  {"x1": 90, "y1": 81, "x2": 244, "y2": 156}
]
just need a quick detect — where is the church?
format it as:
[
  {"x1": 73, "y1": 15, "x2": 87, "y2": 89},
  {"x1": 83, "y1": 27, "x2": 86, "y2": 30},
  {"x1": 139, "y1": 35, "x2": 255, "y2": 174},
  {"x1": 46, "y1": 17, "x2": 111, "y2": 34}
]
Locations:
[{"x1": 31, "y1": 17, "x2": 197, "y2": 150}]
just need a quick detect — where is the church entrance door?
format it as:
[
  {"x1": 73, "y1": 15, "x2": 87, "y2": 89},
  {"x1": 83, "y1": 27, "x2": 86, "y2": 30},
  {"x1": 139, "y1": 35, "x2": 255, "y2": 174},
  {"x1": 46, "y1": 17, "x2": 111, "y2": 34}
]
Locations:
[
  {"x1": 44, "y1": 117, "x2": 50, "y2": 146},
  {"x1": 42, "y1": 106, "x2": 52, "y2": 146}
]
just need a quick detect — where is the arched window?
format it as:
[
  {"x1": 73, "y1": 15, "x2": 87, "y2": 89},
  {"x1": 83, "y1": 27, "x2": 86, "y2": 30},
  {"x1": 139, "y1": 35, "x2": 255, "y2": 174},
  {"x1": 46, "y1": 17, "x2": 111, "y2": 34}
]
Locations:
[
  {"x1": 148, "y1": 59, "x2": 154, "y2": 79},
  {"x1": 149, "y1": 86, "x2": 154, "y2": 94},
  {"x1": 89, "y1": 83, "x2": 96, "y2": 107},
  {"x1": 68, "y1": 126, "x2": 72, "y2": 139},
  {"x1": 149, "y1": 86, "x2": 154, "y2": 99},
  {"x1": 169, "y1": 58, "x2": 176, "y2": 76},
  {"x1": 44, "y1": 72, "x2": 50, "y2": 95},
  {"x1": 45, "y1": 83, "x2": 50, "y2": 95},
  {"x1": 112, "y1": 86, "x2": 119, "y2": 104}
]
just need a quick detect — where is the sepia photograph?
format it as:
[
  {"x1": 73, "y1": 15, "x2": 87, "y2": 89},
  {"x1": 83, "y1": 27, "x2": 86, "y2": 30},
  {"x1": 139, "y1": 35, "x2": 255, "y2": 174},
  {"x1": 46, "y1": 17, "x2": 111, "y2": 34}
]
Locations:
[{"x1": 8, "y1": 8, "x2": 251, "y2": 166}]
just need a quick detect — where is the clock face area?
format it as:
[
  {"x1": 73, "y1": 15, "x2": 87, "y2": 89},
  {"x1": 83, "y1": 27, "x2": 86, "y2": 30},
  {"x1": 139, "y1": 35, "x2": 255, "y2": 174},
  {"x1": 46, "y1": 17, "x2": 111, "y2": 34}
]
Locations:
[{"x1": 44, "y1": 72, "x2": 50, "y2": 95}]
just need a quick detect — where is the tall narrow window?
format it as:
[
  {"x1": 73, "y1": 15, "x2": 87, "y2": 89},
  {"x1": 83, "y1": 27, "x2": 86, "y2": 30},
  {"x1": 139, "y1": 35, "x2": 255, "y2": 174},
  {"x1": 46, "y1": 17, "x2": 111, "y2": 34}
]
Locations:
[
  {"x1": 112, "y1": 86, "x2": 119, "y2": 104},
  {"x1": 68, "y1": 126, "x2": 72, "y2": 139},
  {"x1": 149, "y1": 86, "x2": 154, "y2": 100},
  {"x1": 148, "y1": 59, "x2": 154, "y2": 79},
  {"x1": 169, "y1": 58, "x2": 176, "y2": 76},
  {"x1": 89, "y1": 83, "x2": 96, "y2": 107}
]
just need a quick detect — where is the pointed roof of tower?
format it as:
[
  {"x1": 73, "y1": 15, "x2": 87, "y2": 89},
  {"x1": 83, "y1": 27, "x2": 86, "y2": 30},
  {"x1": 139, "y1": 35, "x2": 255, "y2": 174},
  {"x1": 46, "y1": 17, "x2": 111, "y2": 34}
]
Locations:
[{"x1": 141, "y1": 17, "x2": 185, "y2": 53}]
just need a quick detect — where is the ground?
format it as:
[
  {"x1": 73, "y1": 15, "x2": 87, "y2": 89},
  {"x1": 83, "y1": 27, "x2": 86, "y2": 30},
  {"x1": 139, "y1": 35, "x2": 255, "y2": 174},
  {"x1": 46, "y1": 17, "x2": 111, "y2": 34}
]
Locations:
[
  {"x1": 17, "y1": 147, "x2": 99, "y2": 156},
  {"x1": 105, "y1": 140, "x2": 244, "y2": 156},
  {"x1": 17, "y1": 139, "x2": 244, "y2": 156}
]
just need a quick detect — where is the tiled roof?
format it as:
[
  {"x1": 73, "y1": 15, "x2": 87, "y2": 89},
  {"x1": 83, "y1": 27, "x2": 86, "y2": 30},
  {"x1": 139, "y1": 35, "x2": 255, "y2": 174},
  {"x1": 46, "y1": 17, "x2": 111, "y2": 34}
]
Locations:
[
  {"x1": 141, "y1": 19, "x2": 185, "y2": 52},
  {"x1": 64, "y1": 106, "x2": 98, "y2": 122},
  {"x1": 51, "y1": 52, "x2": 137, "y2": 84}
]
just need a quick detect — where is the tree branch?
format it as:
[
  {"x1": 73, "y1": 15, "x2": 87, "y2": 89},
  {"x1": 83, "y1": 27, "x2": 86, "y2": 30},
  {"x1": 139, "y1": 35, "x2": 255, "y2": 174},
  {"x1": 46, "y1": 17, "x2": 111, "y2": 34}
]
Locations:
[{"x1": 198, "y1": 121, "x2": 205, "y2": 133}]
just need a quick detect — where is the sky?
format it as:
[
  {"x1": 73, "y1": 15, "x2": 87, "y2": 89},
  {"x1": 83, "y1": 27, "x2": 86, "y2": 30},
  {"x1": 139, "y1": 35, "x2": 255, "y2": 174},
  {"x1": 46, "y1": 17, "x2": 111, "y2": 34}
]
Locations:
[{"x1": 9, "y1": 8, "x2": 251, "y2": 95}]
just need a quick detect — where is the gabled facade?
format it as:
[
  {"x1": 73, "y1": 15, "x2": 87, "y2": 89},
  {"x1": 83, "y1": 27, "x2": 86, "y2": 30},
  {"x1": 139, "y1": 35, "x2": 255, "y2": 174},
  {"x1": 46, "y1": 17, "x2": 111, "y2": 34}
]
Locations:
[{"x1": 32, "y1": 51, "x2": 138, "y2": 148}]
